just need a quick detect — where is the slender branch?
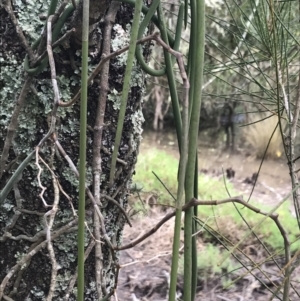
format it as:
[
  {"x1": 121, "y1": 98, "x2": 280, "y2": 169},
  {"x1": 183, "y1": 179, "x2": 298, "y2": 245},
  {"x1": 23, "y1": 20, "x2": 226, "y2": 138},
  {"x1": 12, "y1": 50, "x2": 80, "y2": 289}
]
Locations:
[
  {"x1": 3, "y1": 0, "x2": 35, "y2": 60},
  {"x1": 0, "y1": 76, "x2": 33, "y2": 179},
  {"x1": 100, "y1": 193, "x2": 131, "y2": 226},
  {"x1": 115, "y1": 196, "x2": 289, "y2": 258},
  {"x1": 43, "y1": 158, "x2": 60, "y2": 301},
  {"x1": 92, "y1": 2, "x2": 120, "y2": 297},
  {"x1": 53, "y1": 136, "x2": 114, "y2": 250},
  {"x1": 35, "y1": 149, "x2": 52, "y2": 207}
]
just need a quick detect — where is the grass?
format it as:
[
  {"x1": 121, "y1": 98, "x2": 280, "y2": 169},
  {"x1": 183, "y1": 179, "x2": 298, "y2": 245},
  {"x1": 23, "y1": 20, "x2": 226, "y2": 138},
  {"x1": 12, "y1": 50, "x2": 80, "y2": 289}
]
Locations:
[
  {"x1": 133, "y1": 148, "x2": 236, "y2": 206},
  {"x1": 242, "y1": 114, "x2": 284, "y2": 159},
  {"x1": 178, "y1": 243, "x2": 242, "y2": 287},
  {"x1": 133, "y1": 147, "x2": 300, "y2": 253}
]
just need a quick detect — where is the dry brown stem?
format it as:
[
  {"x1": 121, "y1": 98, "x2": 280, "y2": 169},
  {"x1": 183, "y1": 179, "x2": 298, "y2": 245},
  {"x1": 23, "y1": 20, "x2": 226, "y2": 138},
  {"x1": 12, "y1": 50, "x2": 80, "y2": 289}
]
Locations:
[{"x1": 92, "y1": 3, "x2": 121, "y2": 296}]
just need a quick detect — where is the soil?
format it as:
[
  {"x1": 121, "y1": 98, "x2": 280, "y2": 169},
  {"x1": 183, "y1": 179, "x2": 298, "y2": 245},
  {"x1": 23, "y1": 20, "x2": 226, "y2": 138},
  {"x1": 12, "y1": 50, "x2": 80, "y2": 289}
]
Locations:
[{"x1": 116, "y1": 131, "x2": 300, "y2": 301}]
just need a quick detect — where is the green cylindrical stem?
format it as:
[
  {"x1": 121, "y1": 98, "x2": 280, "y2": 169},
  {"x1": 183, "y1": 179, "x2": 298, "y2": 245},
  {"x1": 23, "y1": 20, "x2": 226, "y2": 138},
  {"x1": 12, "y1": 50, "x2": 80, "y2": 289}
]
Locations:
[
  {"x1": 77, "y1": 0, "x2": 89, "y2": 300},
  {"x1": 184, "y1": 0, "x2": 205, "y2": 300},
  {"x1": 109, "y1": 0, "x2": 143, "y2": 186}
]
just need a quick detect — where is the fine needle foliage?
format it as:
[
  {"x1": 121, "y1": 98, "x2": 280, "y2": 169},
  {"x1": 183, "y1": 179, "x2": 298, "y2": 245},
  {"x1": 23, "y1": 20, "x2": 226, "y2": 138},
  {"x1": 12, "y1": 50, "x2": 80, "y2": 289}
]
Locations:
[{"x1": 242, "y1": 113, "x2": 283, "y2": 159}]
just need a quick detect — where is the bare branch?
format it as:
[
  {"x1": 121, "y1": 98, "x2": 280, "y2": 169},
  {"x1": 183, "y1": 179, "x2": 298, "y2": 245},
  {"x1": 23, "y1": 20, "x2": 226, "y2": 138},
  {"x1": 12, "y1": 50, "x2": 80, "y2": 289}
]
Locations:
[
  {"x1": 101, "y1": 193, "x2": 131, "y2": 226},
  {"x1": 3, "y1": 0, "x2": 34, "y2": 60},
  {"x1": 35, "y1": 150, "x2": 51, "y2": 207},
  {"x1": 53, "y1": 136, "x2": 114, "y2": 250},
  {"x1": 91, "y1": 3, "x2": 121, "y2": 296},
  {"x1": 115, "y1": 196, "x2": 289, "y2": 254},
  {"x1": 0, "y1": 77, "x2": 33, "y2": 179}
]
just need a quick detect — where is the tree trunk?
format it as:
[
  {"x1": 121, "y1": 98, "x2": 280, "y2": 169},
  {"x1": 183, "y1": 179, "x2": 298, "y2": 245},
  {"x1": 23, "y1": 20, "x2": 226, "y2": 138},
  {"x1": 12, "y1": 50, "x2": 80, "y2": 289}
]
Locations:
[{"x1": 0, "y1": 1, "x2": 149, "y2": 300}]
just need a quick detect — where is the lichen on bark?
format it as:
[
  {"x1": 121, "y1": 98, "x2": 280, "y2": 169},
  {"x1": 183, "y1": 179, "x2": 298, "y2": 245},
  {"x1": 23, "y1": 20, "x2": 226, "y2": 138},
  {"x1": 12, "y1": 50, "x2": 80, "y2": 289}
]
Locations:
[{"x1": 0, "y1": 1, "x2": 150, "y2": 299}]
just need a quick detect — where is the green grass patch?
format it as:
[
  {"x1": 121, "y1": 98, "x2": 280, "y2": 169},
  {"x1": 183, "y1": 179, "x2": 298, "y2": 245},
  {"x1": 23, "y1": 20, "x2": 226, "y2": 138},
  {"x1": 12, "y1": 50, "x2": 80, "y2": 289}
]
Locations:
[
  {"x1": 178, "y1": 243, "x2": 242, "y2": 287},
  {"x1": 133, "y1": 148, "x2": 300, "y2": 252},
  {"x1": 134, "y1": 148, "x2": 236, "y2": 204}
]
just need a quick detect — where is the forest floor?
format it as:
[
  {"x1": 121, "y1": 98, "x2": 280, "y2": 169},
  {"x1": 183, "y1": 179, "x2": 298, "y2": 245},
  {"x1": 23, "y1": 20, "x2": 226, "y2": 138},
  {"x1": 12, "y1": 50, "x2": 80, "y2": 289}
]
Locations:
[{"x1": 116, "y1": 131, "x2": 300, "y2": 301}]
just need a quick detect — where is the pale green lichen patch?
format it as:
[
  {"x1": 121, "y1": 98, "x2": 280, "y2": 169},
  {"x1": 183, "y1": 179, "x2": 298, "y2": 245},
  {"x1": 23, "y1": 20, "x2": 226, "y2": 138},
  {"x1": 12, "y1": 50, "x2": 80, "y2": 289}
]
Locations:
[
  {"x1": 0, "y1": 57, "x2": 24, "y2": 128},
  {"x1": 62, "y1": 166, "x2": 80, "y2": 191},
  {"x1": 0, "y1": 198, "x2": 14, "y2": 223},
  {"x1": 14, "y1": 0, "x2": 50, "y2": 42},
  {"x1": 53, "y1": 271, "x2": 72, "y2": 297},
  {"x1": 62, "y1": 164, "x2": 92, "y2": 192},
  {"x1": 129, "y1": 65, "x2": 145, "y2": 87},
  {"x1": 131, "y1": 109, "x2": 145, "y2": 148},
  {"x1": 111, "y1": 24, "x2": 130, "y2": 65},
  {"x1": 108, "y1": 88, "x2": 122, "y2": 110},
  {"x1": 26, "y1": 285, "x2": 45, "y2": 300}
]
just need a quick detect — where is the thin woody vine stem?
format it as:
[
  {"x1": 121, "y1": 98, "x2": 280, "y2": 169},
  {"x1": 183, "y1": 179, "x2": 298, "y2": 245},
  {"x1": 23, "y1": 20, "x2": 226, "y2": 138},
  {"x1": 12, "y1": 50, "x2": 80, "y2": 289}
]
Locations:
[
  {"x1": 92, "y1": 2, "x2": 121, "y2": 297},
  {"x1": 114, "y1": 196, "x2": 290, "y2": 250}
]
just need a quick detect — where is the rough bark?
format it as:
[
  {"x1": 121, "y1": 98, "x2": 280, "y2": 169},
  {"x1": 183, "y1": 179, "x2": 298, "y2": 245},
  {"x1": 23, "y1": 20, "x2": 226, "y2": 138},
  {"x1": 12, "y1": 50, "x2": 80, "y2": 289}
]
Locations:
[{"x1": 0, "y1": 1, "x2": 149, "y2": 300}]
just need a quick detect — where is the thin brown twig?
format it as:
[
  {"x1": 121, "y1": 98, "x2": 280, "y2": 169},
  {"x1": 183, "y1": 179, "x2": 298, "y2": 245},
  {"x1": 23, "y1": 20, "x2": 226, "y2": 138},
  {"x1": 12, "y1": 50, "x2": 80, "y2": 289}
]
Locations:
[
  {"x1": 92, "y1": 3, "x2": 121, "y2": 296},
  {"x1": 115, "y1": 196, "x2": 289, "y2": 251},
  {"x1": 0, "y1": 76, "x2": 33, "y2": 179},
  {"x1": 35, "y1": 149, "x2": 51, "y2": 207},
  {"x1": 3, "y1": 0, "x2": 35, "y2": 60},
  {"x1": 32, "y1": 19, "x2": 65, "y2": 300},
  {"x1": 18, "y1": 209, "x2": 45, "y2": 216},
  {"x1": 101, "y1": 193, "x2": 131, "y2": 226},
  {"x1": 47, "y1": 15, "x2": 60, "y2": 106},
  {"x1": 53, "y1": 136, "x2": 114, "y2": 250},
  {"x1": 43, "y1": 159, "x2": 60, "y2": 301},
  {"x1": 0, "y1": 230, "x2": 46, "y2": 242}
]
